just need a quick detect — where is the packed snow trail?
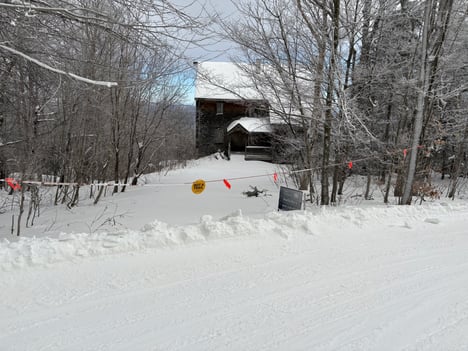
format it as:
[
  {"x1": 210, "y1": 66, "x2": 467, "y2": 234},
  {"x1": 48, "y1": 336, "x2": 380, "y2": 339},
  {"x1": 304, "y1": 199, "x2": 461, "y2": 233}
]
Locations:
[{"x1": 1, "y1": 204, "x2": 468, "y2": 350}]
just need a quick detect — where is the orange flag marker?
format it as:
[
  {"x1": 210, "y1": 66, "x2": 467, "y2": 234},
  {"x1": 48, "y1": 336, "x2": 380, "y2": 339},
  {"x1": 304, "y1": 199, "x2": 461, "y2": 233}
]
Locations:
[{"x1": 6, "y1": 178, "x2": 21, "y2": 191}]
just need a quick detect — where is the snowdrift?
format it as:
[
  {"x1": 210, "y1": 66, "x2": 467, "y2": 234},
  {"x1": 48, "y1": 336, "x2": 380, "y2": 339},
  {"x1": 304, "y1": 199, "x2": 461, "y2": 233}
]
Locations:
[{"x1": 1, "y1": 202, "x2": 464, "y2": 271}]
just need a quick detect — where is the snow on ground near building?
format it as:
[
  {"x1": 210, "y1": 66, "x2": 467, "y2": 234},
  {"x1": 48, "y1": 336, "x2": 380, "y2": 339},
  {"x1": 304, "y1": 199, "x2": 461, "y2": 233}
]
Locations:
[
  {"x1": 0, "y1": 154, "x2": 282, "y2": 237},
  {"x1": 1, "y1": 155, "x2": 468, "y2": 350}
]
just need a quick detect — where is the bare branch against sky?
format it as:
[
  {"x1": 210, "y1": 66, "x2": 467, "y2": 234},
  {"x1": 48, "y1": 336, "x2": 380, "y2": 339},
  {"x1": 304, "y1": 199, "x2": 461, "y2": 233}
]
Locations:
[{"x1": 174, "y1": 0, "x2": 241, "y2": 61}]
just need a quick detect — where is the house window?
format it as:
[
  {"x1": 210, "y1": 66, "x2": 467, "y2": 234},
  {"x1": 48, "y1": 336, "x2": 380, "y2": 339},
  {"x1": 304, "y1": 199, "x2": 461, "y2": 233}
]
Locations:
[{"x1": 216, "y1": 102, "x2": 224, "y2": 115}]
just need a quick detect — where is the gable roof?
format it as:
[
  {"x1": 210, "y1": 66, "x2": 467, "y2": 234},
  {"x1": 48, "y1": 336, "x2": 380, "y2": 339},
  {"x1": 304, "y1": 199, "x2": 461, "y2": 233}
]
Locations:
[
  {"x1": 195, "y1": 61, "x2": 315, "y2": 125},
  {"x1": 227, "y1": 117, "x2": 273, "y2": 134},
  {"x1": 194, "y1": 62, "x2": 262, "y2": 101}
]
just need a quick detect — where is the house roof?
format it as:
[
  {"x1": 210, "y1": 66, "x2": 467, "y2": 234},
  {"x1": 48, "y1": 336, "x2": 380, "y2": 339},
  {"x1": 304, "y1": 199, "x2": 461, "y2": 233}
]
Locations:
[
  {"x1": 227, "y1": 117, "x2": 273, "y2": 134},
  {"x1": 194, "y1": 62, "x2": 262, "y2": 101},
  {"x1": 195, "y1": 61, "x2": 315, "y2": 125}
]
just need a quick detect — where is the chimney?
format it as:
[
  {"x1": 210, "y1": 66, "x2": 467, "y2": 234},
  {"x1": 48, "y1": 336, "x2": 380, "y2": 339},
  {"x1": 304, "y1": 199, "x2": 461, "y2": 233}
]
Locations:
[{"x1": 255, "y1": 59, "x2": 261, "y2": 74}]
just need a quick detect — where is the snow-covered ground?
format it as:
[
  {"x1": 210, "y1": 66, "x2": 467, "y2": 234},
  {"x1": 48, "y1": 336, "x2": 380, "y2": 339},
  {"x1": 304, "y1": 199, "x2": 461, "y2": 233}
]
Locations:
[
  {"x1": 1, "y1": 155, "x2": 468, "y2": 350},
  {"x1": 0, "y1": 154, "x2": 282, "y2": 237}
]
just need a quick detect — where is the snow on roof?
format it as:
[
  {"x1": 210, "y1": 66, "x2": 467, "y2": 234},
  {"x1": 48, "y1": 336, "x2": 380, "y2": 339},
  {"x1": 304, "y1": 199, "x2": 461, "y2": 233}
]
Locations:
[
  {"x1": 227, "y1": 117, "x2": 273, "y2": 133},
  {"x1": 195, "y1": 61, "x2": 315, "y2": 125},
  {"x1": 195, "y1": 62, "x2": 262, "y2": 101}
]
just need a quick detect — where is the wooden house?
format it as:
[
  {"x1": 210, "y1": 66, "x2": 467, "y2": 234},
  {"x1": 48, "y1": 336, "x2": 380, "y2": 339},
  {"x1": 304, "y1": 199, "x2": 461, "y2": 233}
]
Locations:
[
  {"x1": 194, "y1": 61, "x2": 313, "y2": 162},
  {"x1": 194, "y1": 62, "x2": 273, "y2": 160}
]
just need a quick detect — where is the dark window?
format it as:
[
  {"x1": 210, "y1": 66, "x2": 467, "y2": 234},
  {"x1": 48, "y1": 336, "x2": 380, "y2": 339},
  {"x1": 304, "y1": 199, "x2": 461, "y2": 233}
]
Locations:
[{"x1": 216, "y1": 102, "x2": 224, "y2": 115}]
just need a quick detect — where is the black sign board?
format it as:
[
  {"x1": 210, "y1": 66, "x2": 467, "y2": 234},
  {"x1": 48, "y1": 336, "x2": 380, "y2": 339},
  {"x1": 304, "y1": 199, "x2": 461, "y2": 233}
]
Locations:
[{"x1": 278, "y1": 186, "x2": 304, "y2": 211}]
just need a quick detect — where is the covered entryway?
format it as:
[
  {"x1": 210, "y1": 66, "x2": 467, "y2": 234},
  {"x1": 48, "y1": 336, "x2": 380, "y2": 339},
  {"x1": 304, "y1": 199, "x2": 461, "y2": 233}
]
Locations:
[
  {"x1": 226, "y1": 117, "x2": 273, "y2": 161},
  {"x1": 229, "y1": 128, "x2": 249, "y2": 151}
]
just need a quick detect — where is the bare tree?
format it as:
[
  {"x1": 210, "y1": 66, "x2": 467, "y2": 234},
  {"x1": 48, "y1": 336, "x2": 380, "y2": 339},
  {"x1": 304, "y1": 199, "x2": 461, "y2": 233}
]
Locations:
[
  {"x1": 0, "y1": 0, "x2": 207, "y2": 231},
  {"x1": 401, "y1": 0, "x2": 456, "y2": 204}
]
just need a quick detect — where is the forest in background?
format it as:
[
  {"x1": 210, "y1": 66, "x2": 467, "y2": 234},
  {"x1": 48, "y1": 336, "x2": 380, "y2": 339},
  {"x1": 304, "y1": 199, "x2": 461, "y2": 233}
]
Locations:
[
  {"x1": 222, "y1": 0, "x2": 467, "y2": 205},
  {"x1": 0, "y1": 0, "x2": 467, "y2": 210},
  {"x1": 0, "y1": 0, "x2": 199, "y2": 207}
]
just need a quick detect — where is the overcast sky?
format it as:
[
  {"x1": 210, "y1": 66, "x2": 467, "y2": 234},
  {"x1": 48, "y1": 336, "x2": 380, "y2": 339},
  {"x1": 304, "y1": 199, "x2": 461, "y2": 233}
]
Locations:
[
  {"x1": 172, "y1": 0, "x2": 243, "y2": 103},
  {"x1": 173, "y1": 0, "x2": 241, "y2": 61}
]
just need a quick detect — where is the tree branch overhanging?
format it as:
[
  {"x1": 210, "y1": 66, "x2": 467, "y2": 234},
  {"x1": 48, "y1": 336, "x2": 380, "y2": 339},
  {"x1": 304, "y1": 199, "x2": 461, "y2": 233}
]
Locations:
[{"x1": 0, "y1": 44, "x2": 118, "y2": 87}]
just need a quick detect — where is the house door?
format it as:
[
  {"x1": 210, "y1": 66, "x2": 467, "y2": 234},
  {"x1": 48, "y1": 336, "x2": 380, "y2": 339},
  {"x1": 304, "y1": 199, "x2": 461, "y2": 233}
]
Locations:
[{"x1": 229, "y1": 131, "x2": 248, "y2": 151}]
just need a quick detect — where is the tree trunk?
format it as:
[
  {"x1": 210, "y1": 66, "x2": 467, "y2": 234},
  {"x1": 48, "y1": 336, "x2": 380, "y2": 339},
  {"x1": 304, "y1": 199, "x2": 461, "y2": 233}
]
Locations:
[
  {"x1": 297, "y1": 0, "x2": 326, "y2": 204},
  {"x1": 364, "y1": 173, "x2": 372, "y2": 200},
  {"x1": 16, "y1": 184, "x2": 25, "y2": 236},
  {"x1": 320, "y1": 0, "x2": 340, "y2": 206},
  {"x1": 68, "y1": 185, "x2": 80, "y2": 208},
  {"x1": 448, "y1": 122, "x2": 467, "y2": 198},
  {"x1": 384, "y1": 173, "x2": 391, "y2": 204},
  {"x1": 331, "y1": 165, "x2": 338, "y2": 204},
  {"x1": 93, "y1": 185, "x2": 106, "y2": 205},
  {"x1": 401, "y1": 0, "x2": 432, "y2": 205},
  {"x1": 402, "y1": 0, "x2": 454, "y2": 204}
]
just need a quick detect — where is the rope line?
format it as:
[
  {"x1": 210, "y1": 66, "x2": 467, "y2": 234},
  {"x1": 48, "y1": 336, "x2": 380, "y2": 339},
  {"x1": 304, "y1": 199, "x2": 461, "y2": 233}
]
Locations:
[{"x1": 0, "y1": 145, "x2": 424, "y2": 188}]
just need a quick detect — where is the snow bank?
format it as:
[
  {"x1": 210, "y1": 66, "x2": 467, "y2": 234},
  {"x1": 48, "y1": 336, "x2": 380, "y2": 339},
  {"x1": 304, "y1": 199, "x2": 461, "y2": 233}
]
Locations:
[{"x1": 0, "y1": 203, "x2": 464, "y2": 271}]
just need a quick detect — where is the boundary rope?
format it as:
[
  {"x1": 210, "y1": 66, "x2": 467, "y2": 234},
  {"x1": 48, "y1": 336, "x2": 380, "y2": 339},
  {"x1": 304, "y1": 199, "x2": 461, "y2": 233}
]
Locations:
[{"x1": 0, "y1": 145, "x2": 425, "y2": 189}]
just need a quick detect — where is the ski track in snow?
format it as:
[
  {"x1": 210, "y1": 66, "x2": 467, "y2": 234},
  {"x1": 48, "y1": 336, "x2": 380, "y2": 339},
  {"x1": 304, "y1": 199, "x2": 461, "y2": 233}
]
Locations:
[{"x1": 1, "y1": 203, "x2": 468, "y2": 350}]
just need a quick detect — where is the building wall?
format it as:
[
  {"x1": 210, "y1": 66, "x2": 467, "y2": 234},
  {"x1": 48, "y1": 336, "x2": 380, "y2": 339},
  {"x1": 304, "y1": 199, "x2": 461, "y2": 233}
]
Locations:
[{"x1": 195, "y1": 99, "x2": 268, "y2": 157}]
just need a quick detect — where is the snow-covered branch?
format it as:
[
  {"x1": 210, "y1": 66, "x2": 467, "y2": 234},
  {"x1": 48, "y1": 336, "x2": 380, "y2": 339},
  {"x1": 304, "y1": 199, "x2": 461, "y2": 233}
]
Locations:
[
  {"x1": 0, "y1": 139, "x2": 25, "y2": 149},
  {"x1": 0, "y1": 2, "x2": 110, "y2": 22},
  {"x1": 0, "y1": 44, "x2": 117, "y2": 87}
]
